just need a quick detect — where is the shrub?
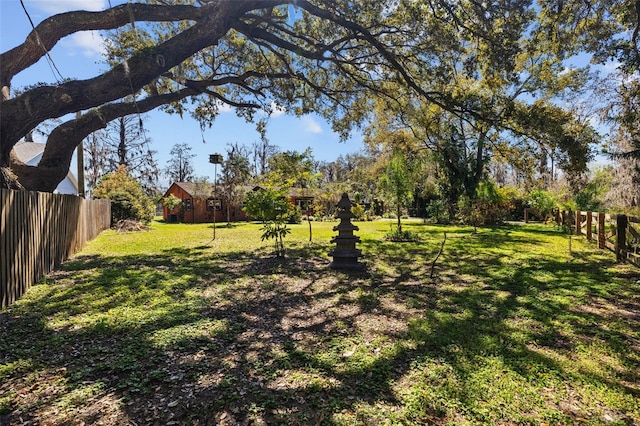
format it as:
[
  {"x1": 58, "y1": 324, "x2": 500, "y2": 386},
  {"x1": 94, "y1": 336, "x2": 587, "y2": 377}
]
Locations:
[
  {"x1": 426, "y1": 199, "x2": 449, "y2": 224},
  {"x1": 384, "y1": 227, "x2": 421, "y2": 242},
  {"x1": 287, "y1": 206, "x2": 302, "y2": 224},
  {"x1": 351, "y1": 203, "x2": 365, "y2": 220},
  {"x1": 93, "y1": 165, "x2": 154, "y2": 225},
  {"x1": 475, "y1": 181, "x2": 511, "y2": 225},
  {"x1": 162, "y1": 193, "x2": 182, "y2": 211},
  {"x1": 527, "y1": 189, "x2": 557, "y2": 219},
  {"x1": 456, "y1": 181, "x2": 512, "y2": 227}
]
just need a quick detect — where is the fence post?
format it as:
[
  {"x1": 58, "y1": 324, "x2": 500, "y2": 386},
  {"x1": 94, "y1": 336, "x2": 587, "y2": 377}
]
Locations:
[
  {"x1": 586, "y1": 211, "x2": 592, "y2": 240},
  {"x1": 598, "y1": 212, "x2": 606, "y2": 249},
  {"x1": 575, "y1": 210, "x2": 581, "y2": 235},
  {"x1": 524, "y1": 208, "x2": 529, "y2": 223},
  {"x1": 615, "y1": 214, "x2": 627, "y2": 262}
]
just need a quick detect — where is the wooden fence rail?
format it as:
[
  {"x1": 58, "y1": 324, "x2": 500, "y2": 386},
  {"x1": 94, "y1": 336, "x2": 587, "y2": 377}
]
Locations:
[
  {"x1": 1, "y1": 189, "x2": 111, "y2": 309},
  {"x1": 524, "y1": 207, "x2": 640, "y2": 266}
]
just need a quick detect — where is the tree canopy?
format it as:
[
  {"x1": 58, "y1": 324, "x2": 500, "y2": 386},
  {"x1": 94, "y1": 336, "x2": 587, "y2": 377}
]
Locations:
[{"x1": 1, "y1": 0, "x2": 637, "y2": 191}]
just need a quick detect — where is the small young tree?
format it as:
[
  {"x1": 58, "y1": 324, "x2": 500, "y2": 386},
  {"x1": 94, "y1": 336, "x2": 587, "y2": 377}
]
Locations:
[
  {"x1": 379, "y1": 149, "x2": 414, "y2": 233},
  {"x1": 244, "y1": 187, "x2": 292, "y2": 257},
  {"x1": 220, "y1": 144, "x2": 252, "y2": 224}
]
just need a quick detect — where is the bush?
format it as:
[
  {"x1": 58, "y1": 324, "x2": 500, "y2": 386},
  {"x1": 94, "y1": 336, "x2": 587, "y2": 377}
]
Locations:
[
  {"x1": 351, "y1": 203, "x2": 365, "y2": 220},
  {"x1": 456, "y1": 181, "x2": 512, "y2": 227},
  {"x1": 110, "y1": 191, "x2": 141, "y2": 223},
  {"x1": 426, "y1": 199, "x2": 449, "y2": 224},
  {"x1": 93, "y1": 165, "x2": 154, "y2": 225},
  {"x1": 475, "y1": 181, "x2": 511, "y2": 225},
  {"x1": 287, "y1": 206, "x2": 302, "y2": 224},
  {"x1": 527, "y1": 189, "x2": 557, "y2": 220},
  {"x1": 384, "y1": 227, "x2": 421, "y2": 242},
  {"x1": 500, "y1": 186, "x2": 526, "y2": 221}
]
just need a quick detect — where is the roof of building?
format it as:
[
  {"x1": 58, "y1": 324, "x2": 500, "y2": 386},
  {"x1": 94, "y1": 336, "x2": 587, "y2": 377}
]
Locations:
[
  {"x1": 165, "y1": 182, "x2": 216, "y2": 198},
  {"x1": 13, "y1": 141, "x2": 79, "y2": 194},
  {"x1": 165, "y1": 182, "x2": 322, "y2": 199},
  {"x1": 13, "y1": 142, "x2": 45, "y2": 163}
]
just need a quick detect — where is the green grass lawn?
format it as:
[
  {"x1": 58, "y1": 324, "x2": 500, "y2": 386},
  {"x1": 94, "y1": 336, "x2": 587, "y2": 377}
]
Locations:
[{"x1": 1, "y1": 218, "x2": 639, "y2": 425}]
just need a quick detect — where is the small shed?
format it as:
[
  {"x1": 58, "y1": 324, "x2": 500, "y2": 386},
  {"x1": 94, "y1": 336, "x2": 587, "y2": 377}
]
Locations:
[{"x1": 162, "y1": 182, "x2": 247, "y2": 223}]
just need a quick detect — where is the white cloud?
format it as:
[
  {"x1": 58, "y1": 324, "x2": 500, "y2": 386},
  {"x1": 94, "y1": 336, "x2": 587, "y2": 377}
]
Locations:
[
  {"x1": 26, "y1": 0, "x2": 108, "y2": 57},
  {"x1": 30, "y1": 0, "x2": 106, "y2": 14},
  {"x1": 302, "y1": 116, "x2": 322, "y2": 134},
  {"x1": 216, "y1": 101, "x2": 232, "y2": 113},
  {"x1": 67, "y1": 30, "x2": 106, "y2": 58},
  {"x1": 602, "y1": 61, "x2": 621, "y2": 72},
  {"x1": 270, "y1": 101, "x2": 286, "y2": 117}
]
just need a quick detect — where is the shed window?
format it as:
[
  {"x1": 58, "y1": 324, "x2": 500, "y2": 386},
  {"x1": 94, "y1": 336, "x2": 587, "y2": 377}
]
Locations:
[{"x1": 296, "y1": 199, "x2": 311, "y2": 211}]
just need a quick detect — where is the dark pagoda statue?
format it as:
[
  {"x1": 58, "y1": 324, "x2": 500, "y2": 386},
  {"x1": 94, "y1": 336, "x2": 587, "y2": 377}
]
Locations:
[{"x1": 329, "y1": 193, "x2": 364, "y2": 269}]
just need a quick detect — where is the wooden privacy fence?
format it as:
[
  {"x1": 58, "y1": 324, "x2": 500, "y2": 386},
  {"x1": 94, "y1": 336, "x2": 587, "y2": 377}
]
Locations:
[
  {"x1": 1, "y1": 189, "x2": 111, "y2": 309},
  {"x1": 525, "y1": 208, "x2": 640, "y2": 266}
]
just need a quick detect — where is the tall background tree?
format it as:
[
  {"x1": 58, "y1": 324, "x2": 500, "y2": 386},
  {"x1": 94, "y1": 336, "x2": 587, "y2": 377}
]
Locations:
[
  {"x1": 164, "y1": 143, "x2": 195, "y2": 183},
  {"x1": 220, "y1": 143, "x2": 252, "y2": 224},
  {"x1": 84, "y1": 114, "x2": 160, "y2": 196},
  {"x1": 604, "y1": 77, "x2": 640, "y2": 210}
]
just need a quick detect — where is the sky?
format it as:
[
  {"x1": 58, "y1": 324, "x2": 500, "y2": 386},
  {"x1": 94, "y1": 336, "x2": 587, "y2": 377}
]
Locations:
[{"x1": 0, "y1": 0, "x2": 366, "y2": 189}]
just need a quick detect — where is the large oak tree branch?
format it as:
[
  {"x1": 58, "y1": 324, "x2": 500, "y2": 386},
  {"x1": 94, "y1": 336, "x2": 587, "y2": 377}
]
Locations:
[
  {"x1": 0, "y1": 3, "x2": 202, "y2": 93},
  {"x1": 12, "y1": 88, "x2": 198, "y2": 191},
  {"x1": 1, "y1": 0, "x2": 286, "y2": 165}
]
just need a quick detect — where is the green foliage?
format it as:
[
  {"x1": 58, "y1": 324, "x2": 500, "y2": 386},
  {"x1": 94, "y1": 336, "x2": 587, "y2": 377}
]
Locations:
[
  {"x1": 244, "y1": 187, "x2": 295, "y2": 256},
  {"x1": 243, "y1": 188, "x2": 289, "y2": 222},
  {"x1": 260, "y1": 221, "x2": 291, "y2": 258},
  {"x1": 93, "y1": 165, "x2": 154, "y2": 225},
  {"x1": 573, "y1": 167, "x2": 613, "y2": 212},
  {"x1": 527, "y1": 189, "x2": 557, "y2": 219},
  {"x1": 265, "y1": 148, "x2": 318, "y2": 189},
  {"x1": 109, "y1": 191, "x2": 142, "y2": 223},
  {"x1": 426, "y1": 199, "x2": 450, "y2": 224},
  {"x1": 475, "y1": 181, "x2": 511, "y2": 225},
  {"x1": 350, "y1": 203, "x2": 366, "y2": 221},
  {"x1": 220, "y1": 144, "x2": 252, "y2": 224},
  {"x1": 379, "y1": 149, "x2": 414, "y2": 231},
  {"x1": 499, "y1": 185, "x2": 527, "y2": 221},
  {"x1": 456, "y1": 181, "x2": 512, "y2": 228},
  {"x1": 161, "y1": 193, "x2": 182, "y2": 210},
  {"x1": 456, "y1": 195, "x2": 484, "y2": 231},
  {"x1": 287, "y1": 206, "x2": 302, "y2": 224}
]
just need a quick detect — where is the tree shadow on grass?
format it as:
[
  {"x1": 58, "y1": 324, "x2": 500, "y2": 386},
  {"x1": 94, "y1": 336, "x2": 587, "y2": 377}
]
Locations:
[{"x1": 1, "y1": 225, "x2": 639, "y2": 425}]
